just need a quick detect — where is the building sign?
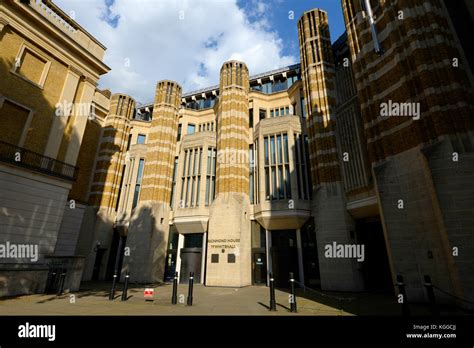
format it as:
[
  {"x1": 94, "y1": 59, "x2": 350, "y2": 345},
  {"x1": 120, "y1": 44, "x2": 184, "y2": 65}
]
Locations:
[{"x1": 207, "y1": 239, "x2": 240, "y2": 249}]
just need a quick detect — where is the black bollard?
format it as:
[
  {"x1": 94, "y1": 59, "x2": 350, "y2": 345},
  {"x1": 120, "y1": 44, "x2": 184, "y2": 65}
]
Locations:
[
  {"x1": 56, "y1": 272, "x2": 66, "y2": 296},
  {"x1": 109, "y1": 271, "x2": 118, "y2": 300},
  {"x1": 121, "y1": 272, "x2": 130, "y2": 301},
  {"x1": 396, "y1": 275, "x2": 410, "y2": 316},
  {"x1": 172, "y1": 272, "x2": 178, "y2": 305},
  {"x1": 269, "y1": 272, "x2": 276, "y2": 311},
  {"x1": 424, "y1": 275, "x2": 438, "y2": 316},
  {"x1": 187, "y1": 272, "x2": 194, "y2": 306},
  {"x1": 49, "y1": 272, "x2": 57, "y2": 294},
  {"x1": 289, "y1": 272, "x2": 297, "y2": 313}
]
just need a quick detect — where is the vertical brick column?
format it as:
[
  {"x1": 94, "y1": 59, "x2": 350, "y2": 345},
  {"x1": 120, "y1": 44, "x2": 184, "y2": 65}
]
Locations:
[
  {"x1": 298, "y1": 9, "x2": 364, "y2": 292},
  {"x1": 124, "y1": 81, "x2": 181, "y2": 284},
  {"x1": 81, "y1": 93, "x2": 134, "y2": 281},
  {"x1": 298, "y1": 9, "x2": 340, "y2": 187},
  {"x1": 340, "y1": 0, "x2": 474, "y2": 305},
  {"x1": 206, "y1": 60, "x2": 251, "y2": 287},
  {"x1": 89, "y1": 93, "x2": 134, "y2": 210},
  {"x1": 215, "y1": 61, "x2": 250, "y2": 195},
  {"x1": 140, "y1": 81, "x2": 182, "y2": 204}
]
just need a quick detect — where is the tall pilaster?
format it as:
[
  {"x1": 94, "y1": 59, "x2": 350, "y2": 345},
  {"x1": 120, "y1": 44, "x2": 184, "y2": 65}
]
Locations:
[
  {"x1": 81, "y1": 93, "x2": 134, "y2": 281},
  {"x1": 298, "y1": 9, "x2": 364, "y2": 291},
  {"x1": 206, "y1": 61, "x2": 251, "y2": 287},
  {"x1": 124, "y1": 81, "x2": 181, "y2": 283}
]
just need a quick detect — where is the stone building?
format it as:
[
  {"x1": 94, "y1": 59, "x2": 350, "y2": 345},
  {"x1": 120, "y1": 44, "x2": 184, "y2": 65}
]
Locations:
[
  {"x1": 0, "y1": 0, "x2": 110, "y2": 296},
  {"x1": 1, "y1": 0, "x2": 472, "y2": 308}
]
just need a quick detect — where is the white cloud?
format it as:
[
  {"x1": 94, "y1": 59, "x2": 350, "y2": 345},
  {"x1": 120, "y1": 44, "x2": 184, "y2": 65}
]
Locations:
[{"x1": 54, "y1": 0, "x2": 296, "y2": 103}]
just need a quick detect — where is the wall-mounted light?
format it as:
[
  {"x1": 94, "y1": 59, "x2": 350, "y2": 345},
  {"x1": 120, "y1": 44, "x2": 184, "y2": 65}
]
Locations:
[
  {"x1": 362, "y1": 0, "x2": 384, "y2": 55},
  {"x1": 94, "y1": 241, "x2": 101, "y2": 252}
]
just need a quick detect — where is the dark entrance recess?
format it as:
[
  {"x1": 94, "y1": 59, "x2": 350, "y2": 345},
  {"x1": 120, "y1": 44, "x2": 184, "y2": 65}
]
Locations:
[
  {"x1": 356, "y1": 218, "x2": 393, "y2": 292},
  {"x1": 92, "y1": 248, "x2": 106, "y2": 281},
  {"x1": 105, "y1": 228, "x2": 126, "y2": 281},
  {"x1": 251, "y1": 222, "x2": 267, "y2": 285},
  {"x1": 179, "y1": 233, "x2": 203, "y2": 284},
  {"x1": 252, "y1": 248, "x2": 267, "y2": 285},
  {"x1": 301, "y1": 218, "x2": 321, "y2": 287},
  {"x1": 270, "y1": 230, "x2": 299, "y2": 288},
  {"x1": 164, "y1": 227, "x2": 179, "y2": 282}
]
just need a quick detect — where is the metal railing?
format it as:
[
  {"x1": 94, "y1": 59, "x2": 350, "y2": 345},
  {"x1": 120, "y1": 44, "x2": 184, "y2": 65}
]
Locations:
[{"x1": 0, "y1": 140, "x2": 78, "y2": 181}]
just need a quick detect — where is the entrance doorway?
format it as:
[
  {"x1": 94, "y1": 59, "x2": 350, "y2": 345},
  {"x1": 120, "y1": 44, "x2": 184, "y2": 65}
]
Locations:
[
  {"x1": 356, "y1": 218, "x2": 393, "y2": 292},
  {"x1": 301, "y1": 218, "x2": 320, "y2": 287},
  {"x1": 270, "y1": 230, "x2": 299, "y2": 288},
  {"x1": 164, "y1": 227, "x2": 179, "y2": 282},
  {"x1": 92, "y1": 248, "x2": 106, "y2": 280},
  {"x1": 179, "y1": 233, "x2": 203, "y2": 284},
  {"x1": 252, "y1": 248, "x2": 267, "y2": 284}
]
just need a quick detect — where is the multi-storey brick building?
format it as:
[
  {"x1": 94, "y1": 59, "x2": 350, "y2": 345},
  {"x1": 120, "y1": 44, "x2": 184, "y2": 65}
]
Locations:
[
  {"x1": 0, "y1": 0, "x2": 110, "y2": 296},
  {"x1": 1, "y1": 0, "x2": 472, "y2": 308}
]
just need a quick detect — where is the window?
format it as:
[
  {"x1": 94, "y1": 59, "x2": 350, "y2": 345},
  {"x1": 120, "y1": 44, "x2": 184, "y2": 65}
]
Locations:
[
  {"x1": 170, "y1": 157, "x2": 178, "y2": 209},
  {"x1": 270, "y1": 110, "x2": 274, "y2": 118},
  {"x1": 177, "y1": 124, "x2": 182, "y2": 141},
  {"x1": 205, "y1": 148, "x2": 217, "y2": 206},
  {"x1": 132, "y1": 159, "x2": 145, "y2": 209},
  {"x1": 300, "y1": 97, "x2": 306, "y2": 118},
  {"x1": 13, "y1": 45, "x2": 51, "y2": 87},
  {"x1": 137, "y1": 134, "x2": 146, "y2": 144},
  {"x1": 249, "y1": 145, "x2": 254, "y2": 204},
  {"x1": 187, "y1": 124, "x2": 195, "y2": 135},
  {"x1": 180, "y1": 148, "x2": 202, "y2": 207},
  {"x1": 254, "y1": 141, "x2": 259, "y2": 204},
  {"x1": 259, "y1": 109, "x2": 266, "y2": 120},
  {"x1": 249, "y1": 108, "x2": 253, "y2": 128},
  {"x1": 275, "y1": 109, "x2": 279, "y2": 117},
  {"x1": 273, "y1": 79, "x2": 287, "y2": 93},
  {"x1": 0, "y1": 99, "x2": 30, "y2": 146},
  {"x1": 264, "y1": 133, "x2": 290, "y2": 200},
  {"x1": 294, "y1": 133, "x2": 310, "y2": 200},
  {"x1": 262, "y1": 82, "x2": 272, "y2": 94},
  {"x1": 126, "y1": 134, "x2": 132, "y2": 151}
]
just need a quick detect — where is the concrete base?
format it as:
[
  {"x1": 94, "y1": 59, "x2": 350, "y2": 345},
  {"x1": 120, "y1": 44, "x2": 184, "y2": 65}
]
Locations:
[
  {"x1": 312, "y1": 181, "x2": 365, "y2": 292},
  {"x1": 205, "y1": 193, "x2": 251, "y2": 287},
  {"x1": 79, "y1": 207, "x2": 115, "y2": 281},
  {"x1": 0, "y1": 264, "x2": 48, "y2": 298},
  {"x1": 373, "y1": 138, "x2": 470, "y2": 306},
  {"x1": 45, "y1": 256, "x2": 85, "y2": 292},
  {"x1": 123, "y1": 202, "x2": 170, "y2": 283}
]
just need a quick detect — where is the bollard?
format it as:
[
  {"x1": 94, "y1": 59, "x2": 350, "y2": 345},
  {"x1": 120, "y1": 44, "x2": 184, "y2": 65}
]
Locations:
[
  {"x1": 424, "y1": 275, "x2": 438, "y2": 316},
  {"x1": 109, "y1": 271, "x2": 118, "y2": 300},
  {"x1": 187, "y1": 272, "x2": 194, "y2": 306},
  {"x1": 49, "y1": 272, "x2": 57, "y2": 294},
  {"x1": 289, "y1": 272, "x2": 297, "y2": 313},
  {"x1": 396, "y1": 275, "x2": 410, "y2": 316},
  {"x1": 269, "y1": 272, "x2": 277, "y2": 311},
  {"x1": 45, "y1": 271, "x2": 55, "y2": 294},
  {"x1": 56, "y1": 272, "x2": 66, "y2": 296},
  {"x1": 172, "y1": 272, "x2": 178, "y2": 305},
  {"x1": 121, "y1": 272, "x2": 130, "y2": 301}
]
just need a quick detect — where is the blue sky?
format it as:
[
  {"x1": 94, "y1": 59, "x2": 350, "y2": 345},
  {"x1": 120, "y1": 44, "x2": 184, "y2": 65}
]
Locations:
[
  {"x1": 238, "y1": 0, "x2": 346, "y2": 57},
  {"x1": 55, "y1": 0, "x2": 346, "y2": 103}
]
